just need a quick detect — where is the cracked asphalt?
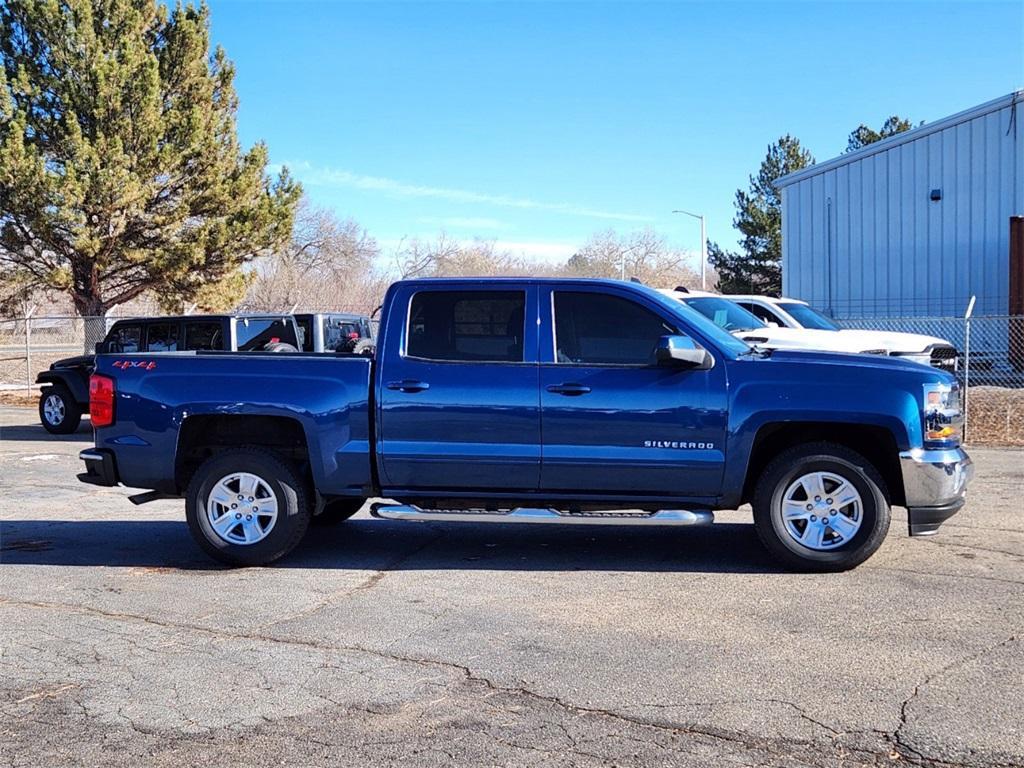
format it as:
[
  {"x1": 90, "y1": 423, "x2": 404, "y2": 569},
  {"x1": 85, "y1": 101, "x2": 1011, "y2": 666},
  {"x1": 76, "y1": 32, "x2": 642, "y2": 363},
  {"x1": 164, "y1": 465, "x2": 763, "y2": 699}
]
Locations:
[{"x1": 1, "y1": 405, "x2": 1022, "y2": 767}]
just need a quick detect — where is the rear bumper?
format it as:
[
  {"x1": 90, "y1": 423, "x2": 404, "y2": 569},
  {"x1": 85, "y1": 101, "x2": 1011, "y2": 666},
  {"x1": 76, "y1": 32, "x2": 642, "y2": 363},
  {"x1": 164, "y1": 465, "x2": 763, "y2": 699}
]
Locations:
[
  {"x1": 78, "y1": 448, "x2": 119, "y2": 487},
  {"x1": 899, "y1": 447, "x2": 973, "y2": 536}
]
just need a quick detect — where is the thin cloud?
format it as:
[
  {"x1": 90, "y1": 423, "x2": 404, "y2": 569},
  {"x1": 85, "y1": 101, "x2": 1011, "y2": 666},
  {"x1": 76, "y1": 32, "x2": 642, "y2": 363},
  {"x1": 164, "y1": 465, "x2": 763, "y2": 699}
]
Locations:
[
  {"x1": 416, "y1": 216, "x2": 509, "y2": 231},
  {"x1": 286, "y1": 162, "x2": 654, "y2": 223}
]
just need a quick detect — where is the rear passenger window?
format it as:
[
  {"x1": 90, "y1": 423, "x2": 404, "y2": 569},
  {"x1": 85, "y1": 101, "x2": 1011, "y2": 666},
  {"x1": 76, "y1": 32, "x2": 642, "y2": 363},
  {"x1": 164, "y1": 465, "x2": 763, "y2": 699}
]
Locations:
[
  {"x1": 554, "y1": 292, "x2": 675, "y2": 365},
  {"x1": 184, "y1": 322, "x2": 221, "y2": 351},
  {"x1": 109, "y1": 324, "x2": 141, "y2": 353},
  {"x1": 407, "y1": 291, "x2": 525, "y2": 363},
  {"x1": 146, "y1": 323, "x2": 179, "y2": 352}
]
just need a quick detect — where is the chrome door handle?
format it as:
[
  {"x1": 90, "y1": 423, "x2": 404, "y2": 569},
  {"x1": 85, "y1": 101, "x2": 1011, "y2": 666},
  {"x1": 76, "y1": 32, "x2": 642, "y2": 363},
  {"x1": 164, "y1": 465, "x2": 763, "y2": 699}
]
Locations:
[
  {"x1": 386, "y1": 379, "x2": 430, "y2": 393},
  {"x1": 546, "y1": 383, "x2": 591, "y2": 396}
]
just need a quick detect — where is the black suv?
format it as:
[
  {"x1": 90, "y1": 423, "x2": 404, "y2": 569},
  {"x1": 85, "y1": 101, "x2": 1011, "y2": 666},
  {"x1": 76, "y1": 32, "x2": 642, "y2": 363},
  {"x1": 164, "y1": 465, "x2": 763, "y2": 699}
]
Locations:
[{"x1": 37, "y1": 314, "x2": 301, "y2": 434}]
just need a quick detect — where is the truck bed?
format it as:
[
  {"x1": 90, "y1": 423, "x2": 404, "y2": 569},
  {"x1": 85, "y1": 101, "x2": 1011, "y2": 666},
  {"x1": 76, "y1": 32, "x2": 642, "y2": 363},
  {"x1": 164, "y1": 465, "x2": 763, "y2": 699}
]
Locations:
[{"x1": 92, "y1": 352, "x2": 374, "y2": 495}]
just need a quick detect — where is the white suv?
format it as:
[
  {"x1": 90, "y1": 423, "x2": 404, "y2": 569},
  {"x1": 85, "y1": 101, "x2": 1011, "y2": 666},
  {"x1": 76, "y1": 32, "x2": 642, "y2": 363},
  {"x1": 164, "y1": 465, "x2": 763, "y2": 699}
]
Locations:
[
  {"x1": 658, "y1": 290, "x2": 885, "y2": 355},
  {"x1": 728, "y1": 295, "x2": 957, "y2": 370}
]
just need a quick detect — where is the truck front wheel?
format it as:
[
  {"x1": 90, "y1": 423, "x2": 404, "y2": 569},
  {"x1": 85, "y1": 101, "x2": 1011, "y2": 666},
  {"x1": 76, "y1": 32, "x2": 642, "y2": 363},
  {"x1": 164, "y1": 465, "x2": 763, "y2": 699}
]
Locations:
[
  {"x1": 752, "y1": 442, "x2": 891, "y2": 572},
  {"x1": 39, "y1": 385, "x2": 82, "y2": 434},
  {"x1": 185, "y1": 448, "x2": 312, "y2": 567}
]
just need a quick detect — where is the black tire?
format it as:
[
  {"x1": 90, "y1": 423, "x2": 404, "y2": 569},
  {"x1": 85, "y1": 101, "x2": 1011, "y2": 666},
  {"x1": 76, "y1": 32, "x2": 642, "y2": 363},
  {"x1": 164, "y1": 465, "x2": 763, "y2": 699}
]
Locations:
[
  {"x1": 185, "y1": 448, "x2": 312, "y2": 567},
  {"x1": 313, "y1": 497, "x2": 365, "y2": 525},
  {"x1": 752, "y1": 442, "x2": 891, "y2": 572},
  {"x1": 39, "y1": 385, "x2": 82, "y2": 434},
  {"x1": 264, "y1": 342, "x2": 299, "y2": 353},
  {"x1": 351, "y1": 339, "x2": 375, "y2": 357}
]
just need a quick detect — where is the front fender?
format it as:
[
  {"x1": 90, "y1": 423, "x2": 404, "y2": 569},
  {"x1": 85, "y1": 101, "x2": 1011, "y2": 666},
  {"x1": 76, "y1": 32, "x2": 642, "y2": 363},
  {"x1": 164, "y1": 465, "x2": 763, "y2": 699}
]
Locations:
[
  {"x1": 720, "y1": 372, "x2": 920, "y2": 506},
  {"x1": 36, "y1": 369, "x2": 89, "y2": 405}
]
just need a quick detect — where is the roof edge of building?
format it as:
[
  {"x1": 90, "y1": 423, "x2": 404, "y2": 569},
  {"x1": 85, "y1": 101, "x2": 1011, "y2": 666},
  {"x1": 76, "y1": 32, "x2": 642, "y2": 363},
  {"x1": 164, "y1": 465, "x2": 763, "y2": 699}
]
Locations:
[{"x1": 775, "y1": 90, "x2": 1023, "y2": 189}]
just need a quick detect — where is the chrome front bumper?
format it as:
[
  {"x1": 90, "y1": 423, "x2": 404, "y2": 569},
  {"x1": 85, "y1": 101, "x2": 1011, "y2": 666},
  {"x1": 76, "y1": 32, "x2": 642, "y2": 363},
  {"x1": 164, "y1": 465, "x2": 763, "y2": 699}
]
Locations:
[{"x1": 899, "y1": 447, "x2": 974, "y2": 536}]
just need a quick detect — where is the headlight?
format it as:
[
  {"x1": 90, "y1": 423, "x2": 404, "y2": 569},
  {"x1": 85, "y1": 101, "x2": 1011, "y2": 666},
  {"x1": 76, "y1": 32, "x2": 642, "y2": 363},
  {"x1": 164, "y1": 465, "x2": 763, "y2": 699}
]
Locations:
[{"x1": 923, "y1": 383, "x2": 962, "y2": 444}]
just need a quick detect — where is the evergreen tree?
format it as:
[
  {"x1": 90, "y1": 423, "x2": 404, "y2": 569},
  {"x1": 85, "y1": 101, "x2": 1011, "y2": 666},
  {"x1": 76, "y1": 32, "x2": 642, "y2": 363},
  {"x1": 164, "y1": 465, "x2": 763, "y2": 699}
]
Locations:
[
  {"x1": 708, "y1": 135, "x2": 813, "y2": 294},
  {"x1": 846, "y1": 115, "x2": 918, "y2": 152},
  {"x1": 0, "y1": 0, "x2": 300, "y2": 335}
]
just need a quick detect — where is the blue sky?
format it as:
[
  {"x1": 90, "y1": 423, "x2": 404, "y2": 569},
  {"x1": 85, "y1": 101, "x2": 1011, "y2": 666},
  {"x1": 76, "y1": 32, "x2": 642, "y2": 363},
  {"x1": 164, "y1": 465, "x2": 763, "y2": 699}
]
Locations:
[{"x1": 207, "y1": 0, "x2": 1023, "y2": 265}]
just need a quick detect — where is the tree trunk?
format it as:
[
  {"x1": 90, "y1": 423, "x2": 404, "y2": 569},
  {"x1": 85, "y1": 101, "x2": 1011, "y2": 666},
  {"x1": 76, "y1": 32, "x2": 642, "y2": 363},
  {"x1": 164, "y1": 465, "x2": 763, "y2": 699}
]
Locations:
[{"x1": 73, "y1": 293, "x2": 108, "y2": 355}]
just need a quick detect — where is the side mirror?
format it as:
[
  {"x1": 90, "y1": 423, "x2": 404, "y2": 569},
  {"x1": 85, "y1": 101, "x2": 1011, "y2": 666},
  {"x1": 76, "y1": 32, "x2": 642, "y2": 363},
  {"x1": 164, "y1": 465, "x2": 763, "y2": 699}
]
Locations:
[
  {"x1": 95, "y1": 340, "x2": 119, "y2": 354},
  {"x1": 655, "y1": 335, "x2": 712, "y2": 369},
  {"x1": 766, "y1": 321, "x2": 780, "y2": 328}
]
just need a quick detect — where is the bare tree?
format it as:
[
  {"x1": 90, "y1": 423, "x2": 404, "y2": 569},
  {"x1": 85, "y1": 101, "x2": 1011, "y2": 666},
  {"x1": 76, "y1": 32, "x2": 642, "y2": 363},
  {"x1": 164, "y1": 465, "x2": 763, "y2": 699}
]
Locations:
[
  {"x1": 393, "y1": 235, "x2": 547, "y2": 278},
  {"x1": 245, "y1": 198, "x2": 383, "y2": 314},
  {"x1": 563, "y1": 229, "x2": 702, "y2": 288}
]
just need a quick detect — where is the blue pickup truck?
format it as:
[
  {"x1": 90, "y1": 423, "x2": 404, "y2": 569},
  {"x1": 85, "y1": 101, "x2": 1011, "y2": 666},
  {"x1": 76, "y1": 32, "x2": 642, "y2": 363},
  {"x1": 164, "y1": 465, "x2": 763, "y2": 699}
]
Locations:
[{"x1": 78, "y1": 278, "x2": 973, "y2": 571}]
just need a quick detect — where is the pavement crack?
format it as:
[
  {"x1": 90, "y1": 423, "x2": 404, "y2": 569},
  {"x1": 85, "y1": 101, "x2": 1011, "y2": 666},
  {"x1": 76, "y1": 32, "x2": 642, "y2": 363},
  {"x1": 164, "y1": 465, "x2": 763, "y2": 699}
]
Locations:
[
  {"x1": 922, "y1": 539, "x2": 1024, "y2": 562},
  {"x1": 0, "y1": 596, "x2": 804, "y2": 753},
  {"x1": 255, "y1": 528, "x2": 446, "y2": 631},
  {"x1": 866, "y1": 565, "x2": 1024, "y2": 587},
  {"x1": 890, "y1": 634, "x2": 1019, "y2": 766}
]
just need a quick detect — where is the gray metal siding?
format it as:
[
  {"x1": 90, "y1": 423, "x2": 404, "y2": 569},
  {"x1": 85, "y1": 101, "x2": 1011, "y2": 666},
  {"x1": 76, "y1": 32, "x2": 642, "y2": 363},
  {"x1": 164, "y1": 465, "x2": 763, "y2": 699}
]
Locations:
[{"x1": 781, "y1": 97, "x2": 1021, "y2": 318}]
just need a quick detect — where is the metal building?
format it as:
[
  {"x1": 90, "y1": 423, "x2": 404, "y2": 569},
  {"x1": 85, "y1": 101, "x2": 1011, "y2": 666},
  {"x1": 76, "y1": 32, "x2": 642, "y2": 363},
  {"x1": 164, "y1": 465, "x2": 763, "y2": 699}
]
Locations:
[{"x1": 776, "y1": 92, "x2": 1023, "y2": 318}]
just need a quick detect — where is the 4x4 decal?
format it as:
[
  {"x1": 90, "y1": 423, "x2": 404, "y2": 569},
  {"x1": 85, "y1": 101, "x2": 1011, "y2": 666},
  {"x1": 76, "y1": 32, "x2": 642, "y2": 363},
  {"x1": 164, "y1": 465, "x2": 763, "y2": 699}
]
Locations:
[{"x1": 112, "y1": 360, "x2": 157, "y2": 370}]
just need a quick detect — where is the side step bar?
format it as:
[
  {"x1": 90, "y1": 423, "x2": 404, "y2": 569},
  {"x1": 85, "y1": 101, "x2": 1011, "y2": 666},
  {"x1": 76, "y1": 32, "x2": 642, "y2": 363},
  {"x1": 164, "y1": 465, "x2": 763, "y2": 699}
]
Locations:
[{"x1": 370, "y1": 504, "x2": 714, "y2": 527}]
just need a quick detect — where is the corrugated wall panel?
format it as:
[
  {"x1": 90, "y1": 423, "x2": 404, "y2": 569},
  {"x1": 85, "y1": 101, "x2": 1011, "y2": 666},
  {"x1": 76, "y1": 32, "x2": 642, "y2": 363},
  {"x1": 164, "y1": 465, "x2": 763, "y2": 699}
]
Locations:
[
  {"x1": 781, "y1": 97, "x2": 1021, "y2": 318},
  {"x1": 899, "y1": 143, "x2": 916, "y2": 308}
]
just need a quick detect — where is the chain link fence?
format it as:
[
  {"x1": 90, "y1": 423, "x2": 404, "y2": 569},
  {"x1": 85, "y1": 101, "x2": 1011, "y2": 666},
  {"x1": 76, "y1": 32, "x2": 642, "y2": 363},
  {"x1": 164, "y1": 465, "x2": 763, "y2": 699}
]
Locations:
[
  {"x1": 2, "y1": 312, "x2": 1022, "y2": 445},
  {"x1": 835, "y1": 314, "x2": 1024, "y2": 446},
  {"x1": 0, "y1": 316, "x2": 108, "y2": 394}
]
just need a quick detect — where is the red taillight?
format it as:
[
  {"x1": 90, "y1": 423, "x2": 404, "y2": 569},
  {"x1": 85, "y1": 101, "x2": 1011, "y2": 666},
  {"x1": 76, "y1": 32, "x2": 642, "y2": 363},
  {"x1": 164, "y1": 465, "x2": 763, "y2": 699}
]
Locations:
[{"x1": 89, "y1": 374, "x2": 115, "y2": 428}]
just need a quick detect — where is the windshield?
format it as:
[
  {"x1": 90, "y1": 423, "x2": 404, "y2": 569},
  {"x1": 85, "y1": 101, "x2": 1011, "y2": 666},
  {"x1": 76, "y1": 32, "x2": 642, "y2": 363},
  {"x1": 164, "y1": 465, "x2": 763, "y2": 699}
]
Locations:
[
  {"x1": 295, "y1": 316, "x2": 313, "y2": 351},
  {"x1": 683, "y1": 297, "x2": 766, "y2": 333},
  {"x1": 641, "y1": 288, "x2": 752, "y2": 358},
  {"x1": 779, "y1": 302, "x2": 840, "y2": 331}
]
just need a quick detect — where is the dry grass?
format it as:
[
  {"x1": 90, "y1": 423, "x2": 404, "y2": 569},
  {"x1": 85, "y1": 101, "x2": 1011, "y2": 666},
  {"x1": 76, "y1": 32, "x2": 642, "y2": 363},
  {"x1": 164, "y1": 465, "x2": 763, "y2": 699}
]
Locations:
[
  {"x1": 0, "y1": 391, "x2": 40, "y2": 408},
  {"x1": 966, "y1": 387, "x2": 1024, "y2": 447}
]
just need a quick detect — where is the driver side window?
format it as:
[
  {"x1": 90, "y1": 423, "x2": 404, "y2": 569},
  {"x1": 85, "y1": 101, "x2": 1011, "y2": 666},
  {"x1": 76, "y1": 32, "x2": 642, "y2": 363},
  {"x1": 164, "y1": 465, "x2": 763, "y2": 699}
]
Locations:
[
  {"x1": 108, "y1": 323, "x2": 141, "y2": 353},
  {"x1": 553, "y1": 292, "x2": 675, "y2": 365}
]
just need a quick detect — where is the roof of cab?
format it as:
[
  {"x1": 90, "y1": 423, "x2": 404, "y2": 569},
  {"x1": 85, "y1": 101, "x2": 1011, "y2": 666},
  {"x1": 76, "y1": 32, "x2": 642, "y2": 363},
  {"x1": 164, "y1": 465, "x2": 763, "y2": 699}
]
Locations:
[
  {"x1": 394, "y1": 276, "x2": 645, "y2": 286},
  {"x1": 109, "y1": 313, "x2": 294, "y2": 324},
  {"x1": 724, "y1": 295, "x2": 810, "y2": 306}
]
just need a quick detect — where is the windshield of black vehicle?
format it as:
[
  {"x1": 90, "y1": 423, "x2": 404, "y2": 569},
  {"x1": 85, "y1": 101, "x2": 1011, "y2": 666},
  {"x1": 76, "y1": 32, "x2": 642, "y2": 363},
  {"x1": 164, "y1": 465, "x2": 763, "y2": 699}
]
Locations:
[
  {"x1": 683, "y1": 297, "x2": 766, "y2": 333},
  {"x1": 779, "y1": 302, "x2": 840, "y2": 331},
  {"x1": 236, "y1": 317, "x2": 300, "y2": 350}
]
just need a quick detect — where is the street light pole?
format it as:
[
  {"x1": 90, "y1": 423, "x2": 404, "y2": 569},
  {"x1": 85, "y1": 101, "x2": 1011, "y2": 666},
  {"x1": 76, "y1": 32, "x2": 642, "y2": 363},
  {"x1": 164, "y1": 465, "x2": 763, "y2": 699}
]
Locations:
[{"x1": 672, "y1": 209, "x2": 707, "y2": 290}]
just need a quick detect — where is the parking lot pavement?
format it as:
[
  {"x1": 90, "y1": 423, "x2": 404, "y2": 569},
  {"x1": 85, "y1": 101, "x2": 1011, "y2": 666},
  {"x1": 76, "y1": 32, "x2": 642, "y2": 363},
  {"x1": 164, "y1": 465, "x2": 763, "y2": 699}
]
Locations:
[{"x1": 1, "y1": 406, "x2": 1022, "y2": 768}]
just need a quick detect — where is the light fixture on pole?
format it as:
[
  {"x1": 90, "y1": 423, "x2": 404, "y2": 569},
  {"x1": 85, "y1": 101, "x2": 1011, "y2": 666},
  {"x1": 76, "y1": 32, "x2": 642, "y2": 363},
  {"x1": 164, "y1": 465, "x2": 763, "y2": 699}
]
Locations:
[{"x1": 672, "y1": 209, "x2": 707, "y2": 290}]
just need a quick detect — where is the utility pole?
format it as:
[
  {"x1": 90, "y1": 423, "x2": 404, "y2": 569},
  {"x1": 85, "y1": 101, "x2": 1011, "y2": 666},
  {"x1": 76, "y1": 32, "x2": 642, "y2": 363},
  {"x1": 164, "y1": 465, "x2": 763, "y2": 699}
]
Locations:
[{"x1": 672, "y1": 210, "x2": 707, "y2": 290}]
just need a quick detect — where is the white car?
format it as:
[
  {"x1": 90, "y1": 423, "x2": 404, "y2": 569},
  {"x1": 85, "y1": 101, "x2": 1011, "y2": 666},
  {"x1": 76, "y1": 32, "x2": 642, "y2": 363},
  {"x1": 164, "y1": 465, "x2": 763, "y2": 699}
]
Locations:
[
  {"x1": 658, "y1": 289, "x2": 885, "y2": 355},
  {"x1": 727, "y1": 295, "x2": 957, "y2": 370}
]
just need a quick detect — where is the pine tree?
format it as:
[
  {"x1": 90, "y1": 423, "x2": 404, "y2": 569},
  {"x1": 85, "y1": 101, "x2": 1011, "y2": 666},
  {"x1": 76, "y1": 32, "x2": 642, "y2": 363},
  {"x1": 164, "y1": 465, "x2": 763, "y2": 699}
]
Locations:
[
  {"x1": 0, "y1": 0, "x2": 300, "y2": 339},
  {"x1": 708, "y1": 135, "x2": 813, "y2": 294},
  {"x1": 846, "y1": 115, "x2": 918, "y2": 152}
]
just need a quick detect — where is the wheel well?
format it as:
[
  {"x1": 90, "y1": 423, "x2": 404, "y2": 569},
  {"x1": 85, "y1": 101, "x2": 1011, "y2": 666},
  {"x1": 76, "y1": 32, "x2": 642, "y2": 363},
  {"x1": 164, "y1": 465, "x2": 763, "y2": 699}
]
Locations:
[
  {"x1": 176, "y1": 415, "x2": 311, "y2": 493},
  {"x1": 742, "y1": 422, "x2": 904, "y2": 506}
]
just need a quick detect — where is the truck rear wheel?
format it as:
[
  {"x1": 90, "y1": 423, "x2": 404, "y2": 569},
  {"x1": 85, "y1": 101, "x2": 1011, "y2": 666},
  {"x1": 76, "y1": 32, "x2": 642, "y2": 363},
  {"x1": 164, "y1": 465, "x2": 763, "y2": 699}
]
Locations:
[
  {"x1": 185, "y1": 448, "x2": 312, "y2": 566},
  {"x1": 39, "y1": 385, "x2": 82, "y2": 434},
  {"x1": 752, "y1": 442, "x2": 890, "y2": 572}
]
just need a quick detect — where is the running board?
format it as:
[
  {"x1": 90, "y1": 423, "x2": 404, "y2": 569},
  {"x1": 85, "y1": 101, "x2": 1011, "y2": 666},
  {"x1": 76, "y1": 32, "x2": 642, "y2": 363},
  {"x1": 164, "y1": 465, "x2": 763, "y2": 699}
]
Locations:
[{"x1": 370, "y1": 504, "x2": 714, "y2": 527}]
